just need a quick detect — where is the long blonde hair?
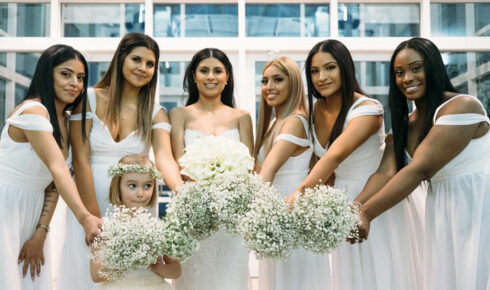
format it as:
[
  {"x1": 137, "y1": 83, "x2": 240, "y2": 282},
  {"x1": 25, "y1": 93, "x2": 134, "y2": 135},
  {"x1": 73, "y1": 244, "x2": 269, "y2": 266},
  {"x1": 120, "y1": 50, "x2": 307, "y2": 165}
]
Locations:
[
  {"x1": 254, "y1": 57, "x2": 308, "y2": 158},
  {"x1": 95, "y1": 33, "x2": 160, "y2": 143}
]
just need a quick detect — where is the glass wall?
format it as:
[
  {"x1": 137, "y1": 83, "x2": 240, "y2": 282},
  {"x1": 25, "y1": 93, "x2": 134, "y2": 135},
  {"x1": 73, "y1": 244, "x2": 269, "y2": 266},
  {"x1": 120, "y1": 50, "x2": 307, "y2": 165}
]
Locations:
[
  {"x1": 338, "y1": 4, "x2": 419, "y2": 37},
  {"x1": 15, "y1": 53, "x2": 39, "y2": 79},
  {"x1": 246, "y1": 4, "x2": 300, "y2": 37},
  {"x1": 62, "y1": 4, "x2": 144, "y2": 37},
  {"x1": 0, "y1": 78, "x2": 5, "y2": 129},
  {"x1": 0, "y1": 3, "x2": 50, "y2": 37},
  {"x1": 159, "y1": 61, "x2": 188, "y2": 112},
  {"x1": 87, "y1": 62, "x2": 110, "y2": 87},
  {"x1": 154, "y1": 4, "x2": 238, "y2": 37},
  {"x1": 431, "y1": 3, "x2": 490, "y2": 36}
]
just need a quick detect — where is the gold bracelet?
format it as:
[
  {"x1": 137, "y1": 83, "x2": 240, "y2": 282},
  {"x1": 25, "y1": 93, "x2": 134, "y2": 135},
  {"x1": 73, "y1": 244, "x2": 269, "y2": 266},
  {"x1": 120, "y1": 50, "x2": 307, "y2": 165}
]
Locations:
[{"x1": 36, "y1": 224, "x2": 50, "y2": 233}]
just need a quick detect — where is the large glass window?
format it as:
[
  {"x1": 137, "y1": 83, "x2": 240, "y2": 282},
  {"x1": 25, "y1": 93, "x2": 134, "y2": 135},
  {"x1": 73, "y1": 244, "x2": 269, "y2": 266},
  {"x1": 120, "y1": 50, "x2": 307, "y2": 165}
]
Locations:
[
  {"x1": 441, "y1": 52, "x2": 467, "y2": 78},
  {"x1": 154, "y1": 4, "x2": 181, "y2": 37},
  {"x1": 431, "y1": 3, "x2": 490, "y2": 36},
  {"x1": 15, "y1": 83, "x2": 27, "y2": 105},
  {"x1": 159, "y1": 61, "x2": 187, "y2": 112},
  {"x1": 154, "y1": 4, "x2": 238, "y2": 37},
  {"x1": 16, "y1": 53, "x2": 39, "y2": 79},
  {"x1": 477, "y1": 74, "x2": 490, "y2": 115},
  {"x1": 186, "y1": 4, "x2": 238, "y2": 37},
  {"x1": 305, "y1": 4, "x2": 329, "y2": 37},
  {"x1": 88, "y1": 62, "x2": 110, "y2": 87},
  {"x1": 338, "y1": 4, "x2": 419, "y2": 37},
  {"x1": 62, "y1": 4, "x2": 144, "y2": 37},
  {"x1": 0, "y1": 3, "x2": 50, "y2": 37},
  {"x1": 0, "y1": 78, "x2": 5, "y2": 129},
  {"x1": 246, "y1": 4, "x2": 300, "y2": 37},
  {"x1": 0, "y1": 52, "x2": 6, "y2": 67}
]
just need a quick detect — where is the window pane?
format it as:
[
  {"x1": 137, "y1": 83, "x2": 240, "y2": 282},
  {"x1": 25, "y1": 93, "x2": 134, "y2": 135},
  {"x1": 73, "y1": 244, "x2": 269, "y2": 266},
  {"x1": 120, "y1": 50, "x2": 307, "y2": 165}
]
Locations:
[
  {"x1": 15, "y1": 83, "x2": 27, "y2": 105},
  {"x1": 0, "y1": 3, "x2": 50, "y2": 37},
  {"x1": 475, "y1": 3, "x2": 490, "y2": 36},
  {"x1": 441, "y1": 52, "x2": 467, "y2": 78},
  {"x1": 477, "y1": 74, "x2": 490, "y2": 115},
  {"x1": 185, "y1": 4, "x2": 238, "y2": 37},
  {"x1": 305, "y1": 4, "x2": 329, "y2": 37},
  {"x1": 246, "y1": 4, "x2": 300, "y2": 37},
  {"x1": 154, "y1": 4, "x2": 181, "y2": 37},
  {"x1": 62, "y1": 4, "x2": 144, "y2": 37},
  {"x1": 16, "y1": 52, "x2": 39, "y2": 79},
  {"x1": 476, "y1": 52, "x2": 490, "y2": 68},
  {"x1": 0, "y1": 78, "x2": 5, "y2": 129},
  {"x1": 88, "y1": 62, "x2": 110, "y2": 87},
  {"x1": 455, "y1": 82, "x2": 468, "y2": 94},
  {"x1": 160, "y1": 61, "x2": 184, "y2": 88},
  {"x1": 338, "y1": 4, "x2": 419, "y2": 37},
  {"x1": 0, "y1": 52, "x2": 6, "y2": 67},
  {"x1": 431, "y1": 3, "x2": 466, "y2": 36},
  {"x1": 366, "y1": 62, "x2": 389, "y2": 87}
]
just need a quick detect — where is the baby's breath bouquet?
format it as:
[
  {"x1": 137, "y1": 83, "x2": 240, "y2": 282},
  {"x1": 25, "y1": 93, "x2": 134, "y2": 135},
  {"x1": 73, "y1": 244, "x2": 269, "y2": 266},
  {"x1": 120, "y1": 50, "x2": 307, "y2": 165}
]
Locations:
[
  {"x1": 292, "y1": 185, "x2": 360, "y2": 254},
  {"x1": 91, "y1": 206, "x2": 167, "y2": 281},
  {"x1": 165, "y1": 181, "x2": 219, "y2": 240},
  {"x1": 238, "y1": 183, "x2": 297, "y2": 259},
  {"x1": 179, "y1": 135, "x2": 254, "y2": 182},
  {"x1": 160, "y1": 217, "x2": 198, "y2": 263},
  {"x1": 209, "y1": 173, "x2": 263, "y2": 234}
]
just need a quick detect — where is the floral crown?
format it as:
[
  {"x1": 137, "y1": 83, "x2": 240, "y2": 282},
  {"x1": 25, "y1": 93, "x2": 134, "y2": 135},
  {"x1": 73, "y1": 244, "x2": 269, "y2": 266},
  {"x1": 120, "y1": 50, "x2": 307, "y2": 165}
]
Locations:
[{"x1": 107, "y1": 163, "x2": 162, "y2": 180}]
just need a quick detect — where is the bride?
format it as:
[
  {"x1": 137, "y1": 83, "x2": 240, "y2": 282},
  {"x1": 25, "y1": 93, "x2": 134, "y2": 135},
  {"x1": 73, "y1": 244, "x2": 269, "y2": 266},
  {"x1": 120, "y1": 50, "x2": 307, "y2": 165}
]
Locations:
[{"x1": 170, "y1": 48, "x2": 253, "y2": 290}]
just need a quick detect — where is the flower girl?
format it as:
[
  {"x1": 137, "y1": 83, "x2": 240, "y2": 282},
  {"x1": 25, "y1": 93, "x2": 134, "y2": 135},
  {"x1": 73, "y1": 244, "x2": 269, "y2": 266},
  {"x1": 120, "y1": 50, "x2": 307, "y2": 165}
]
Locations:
[{"x1": 90, "y1": 155, "x2": 181, "y2": 290}]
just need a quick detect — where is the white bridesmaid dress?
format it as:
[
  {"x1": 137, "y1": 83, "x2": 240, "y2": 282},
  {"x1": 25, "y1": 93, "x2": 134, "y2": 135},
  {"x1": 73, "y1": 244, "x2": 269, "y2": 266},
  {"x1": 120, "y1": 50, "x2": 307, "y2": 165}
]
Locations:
[
  {"x1": 422, "y1": 95, "x2": 490, "y2": 290},
  {"x1": 257, "y1": 115, "x2": 332, "y2": 290},
  {"x1": 57, "y1": 88, "x2": 170, "y2": 290},
  {"x1": 313, "y1": 97, "x2": 422, "y2": 290},
  {"x1": 174, "y1": 128, "x2": 249, "y2": 290},
  {"x1": 0, "y1": 102, "x2": 70, "y2": 290}
]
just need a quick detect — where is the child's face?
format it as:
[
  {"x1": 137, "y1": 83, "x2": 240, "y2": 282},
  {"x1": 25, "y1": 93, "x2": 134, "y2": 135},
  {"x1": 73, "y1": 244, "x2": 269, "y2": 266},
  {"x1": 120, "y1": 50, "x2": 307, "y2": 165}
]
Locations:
[{"x1": 120, "y1": 172, "x2": 154, "y2": 208}]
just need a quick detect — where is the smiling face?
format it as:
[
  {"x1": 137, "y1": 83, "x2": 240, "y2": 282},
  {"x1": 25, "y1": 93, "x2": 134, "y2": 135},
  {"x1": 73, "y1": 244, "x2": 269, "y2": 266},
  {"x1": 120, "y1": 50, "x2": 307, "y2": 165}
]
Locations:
[
  {"x1": 310, "y1": 52, "x2": 342, "y2": 99},
  {"x1": 261, "y1": 64, "x2": 290, "y2": 109},
  {"x1": 122, "y1": 46, "x2": 156, "y2": 89},
  {"x1": 119, "y1": 172, "x2": 155, "y2": 208},
  {"x1": 193, "y1": 57, "x2": 228, "y2": 100},
  {"x1": 53, "y1": 58, "x2": 86, "y2": 106},
  {"x1": 393, "y1": 48, "x2": 426, "y2": 101}
]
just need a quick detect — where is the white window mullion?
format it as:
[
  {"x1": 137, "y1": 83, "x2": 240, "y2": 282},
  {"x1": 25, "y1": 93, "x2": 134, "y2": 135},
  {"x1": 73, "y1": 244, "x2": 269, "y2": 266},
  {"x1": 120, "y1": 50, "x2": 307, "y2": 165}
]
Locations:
[
  {"x1": 145, "y1": 0, "x2": 153, "y2": 36},
  {"x1": 330, "y1": 0, "x2": 338, "y2": 37},
  {"x1": 180, "y1": 3, "x2": 185, "y2": 38}
]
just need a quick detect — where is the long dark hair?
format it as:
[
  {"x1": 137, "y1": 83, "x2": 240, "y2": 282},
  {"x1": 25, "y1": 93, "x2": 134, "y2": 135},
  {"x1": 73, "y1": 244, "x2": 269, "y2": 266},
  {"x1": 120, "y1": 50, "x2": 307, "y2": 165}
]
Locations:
[
  {"x1": 389, "y1": 37, "x2": 458, "y2": 171},
  {"x1": 183, "y1": 48, "x2": 235, "y2": 107},
  {"x1": 96, "y1": 33, "x2": 160, "y2": 142},
  {"x1": 24, "y1": 44, "x2": 88, "y2": 147},
  {"x1": 305, "y1": 39, "x2": 365, "y2": 146}
]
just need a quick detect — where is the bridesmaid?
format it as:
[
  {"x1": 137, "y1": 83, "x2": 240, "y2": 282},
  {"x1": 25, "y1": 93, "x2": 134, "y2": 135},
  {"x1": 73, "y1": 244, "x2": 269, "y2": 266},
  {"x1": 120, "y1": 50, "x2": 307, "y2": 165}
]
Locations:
[
  {"x1": 58, "y1": 33, "x2": 182, "y2": 290},
  {"x1": 286, "y1": 39, "x2": 419, "y2": 290},
  {"x1": 170, "y1": 48, "x2": 253, "y2": 290},
  {"x1": 0, "y1": 44, "x2": 101, "y2": 290},
  {"x1": 356, "y1": 37, "x2": 490, "y2": 290},
  {"x1": 255, "y1": 56, "x2": 331, "y2": 290}
]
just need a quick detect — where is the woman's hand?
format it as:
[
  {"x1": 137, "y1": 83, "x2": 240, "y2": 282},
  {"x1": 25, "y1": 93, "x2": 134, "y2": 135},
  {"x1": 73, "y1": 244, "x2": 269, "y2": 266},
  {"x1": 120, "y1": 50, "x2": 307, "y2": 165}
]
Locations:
[
  {"x1": 284, "y1": 191, "x2": 298, "y2": 206},
  {"x1": 348, "y1": 207, "x2": 370, "y2": 244},
  {"x1": 18, "y1": 229, "x2": 46, "y2": 280},
  {"x1": 150, "y1": 255, "x2": 182, "y2": 279},
  {"x1": 80, "y1": 214, "x2": 103, "y2": 245}
]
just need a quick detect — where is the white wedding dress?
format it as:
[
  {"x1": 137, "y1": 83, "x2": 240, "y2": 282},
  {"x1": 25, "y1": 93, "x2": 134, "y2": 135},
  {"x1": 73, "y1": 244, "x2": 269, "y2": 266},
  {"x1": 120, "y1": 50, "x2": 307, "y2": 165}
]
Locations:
[
  {"x1": 313, "y1": 97, "x2": 422, "y2": 290},
  {"x1": 57, "y1": 88, "x2": 170, "y2": 290},
  {"x1": 94, "y1": 268, "x2": 174, "y2": 290},
  {"x1": 174, "y1": 128, "x2": 249, "y2": 290},
  {"x1": 422, "y1": 95, "x2": 490, "y2": 290},
  {"x1": 257, "y1": 115, "x2": 331, "y2": 290},
  {"x1": 0, "y1": 102, "x2": 71, "y2": 290}
]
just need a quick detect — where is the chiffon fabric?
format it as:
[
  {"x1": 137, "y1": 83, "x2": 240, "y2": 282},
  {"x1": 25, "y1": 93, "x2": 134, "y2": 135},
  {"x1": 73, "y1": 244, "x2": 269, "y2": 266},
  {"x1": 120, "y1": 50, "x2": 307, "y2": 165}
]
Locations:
[
  {"x1": 94, "y1": 268, "x2": 174, "y2": 290},
  {"x1": 422, "y1": 95, "x2": 490, "y2": 290},
  {"x1": 174, "y1": 128, "x2": 249, "y2": 290},
  {"x1": 57, "y1": 88, "x2": 170, "y2": 290},
  {"x1": 313, "y1": 97, "x2": 422, "y2": 290},
  {"x1": 257, "y1": 115, "x2": 331, "y2": 290},
  {"x1": 0, "y1": 102, "x2": 71, "y2": 290}
]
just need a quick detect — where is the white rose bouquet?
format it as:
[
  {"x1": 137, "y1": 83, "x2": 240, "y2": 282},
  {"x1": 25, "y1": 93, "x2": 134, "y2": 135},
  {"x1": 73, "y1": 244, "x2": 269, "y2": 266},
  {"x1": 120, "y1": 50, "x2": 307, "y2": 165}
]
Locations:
[
  {"x1": 238, "y1": 183, "x2": 297, "y2": 259},
  {"x1": 91, "y1": 206, "x2": 168, "y2": 281},
  {"x1": 209, "y1": 173, "x2": 263, "y2": 234},
  {"x1": 165, "y1": 181, "x2": 219, "y2": 240},
  {"x1": 292, "y1": 185, "x2": 360, "y2": 254},
  {"x1": 178, "y1": 135, "x2": 254, "y2": 182}
]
